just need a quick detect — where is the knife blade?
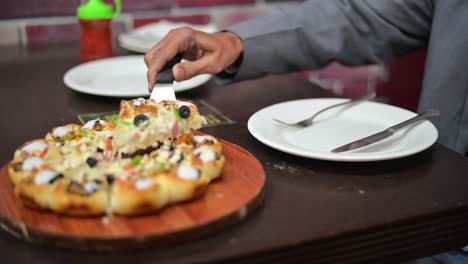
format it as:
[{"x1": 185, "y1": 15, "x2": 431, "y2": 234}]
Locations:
[
  {"x1": 150, "y1": 54, "x2": 183, "y2": 102},
  {"x1": 331, "y1": 110, "x2": 440, "y2": 153}
]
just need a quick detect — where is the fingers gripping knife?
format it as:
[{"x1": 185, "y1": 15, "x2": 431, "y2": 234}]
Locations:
[{"x1": 150, "y1": 54, "x2": 183, "y2": 102}]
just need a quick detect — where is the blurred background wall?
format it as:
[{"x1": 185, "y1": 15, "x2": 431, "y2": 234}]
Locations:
[
  {"x1": 0, "y1": 0, "x2": 425, "y2": 111},
  {"x1": 0, "y1": 0, "x2": 294, "y2": 46}
]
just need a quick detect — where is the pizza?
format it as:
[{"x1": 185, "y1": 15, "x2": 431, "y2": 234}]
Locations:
[{"x1": 8, "y1": 98, "x2": 225, "y2": 216}]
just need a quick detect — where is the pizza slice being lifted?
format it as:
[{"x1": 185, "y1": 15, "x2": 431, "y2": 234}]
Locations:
[{"x1": 112, "y1": 98, "x2": 206, "y2": 156}]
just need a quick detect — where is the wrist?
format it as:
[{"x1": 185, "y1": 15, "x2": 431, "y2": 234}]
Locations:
[
  {"x1": 225, "y1": 31, "x2": 243, "y2": 61},
  {"x1": 217, "y1": 30, "x2": 244, "y2": 77}
]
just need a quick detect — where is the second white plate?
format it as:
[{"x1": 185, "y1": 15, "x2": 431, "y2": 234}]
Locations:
[
  {"x1": 63, "y1": 55, "x2": 211, "y2": 97},
  {"x1": 248, "y1": 99, "x2": 438, "y2": 162},
  {"x1": 118, "y1": 21, "x2": 218, "y2": 53}
]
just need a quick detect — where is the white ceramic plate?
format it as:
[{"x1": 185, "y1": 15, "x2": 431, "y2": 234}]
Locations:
[
  {"x1": 248, "y1": 99, "x2": 438, "y2": 162},
  {"x1": 63, "y1": 55, "x2": 211, "y2": 97},
  {"x1": 118, "y1": 21, "x2": 218, "y2": 53}
]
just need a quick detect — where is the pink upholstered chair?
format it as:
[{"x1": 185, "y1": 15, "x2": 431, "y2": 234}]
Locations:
[{"x1": 308, "y1": 49, "x2": 427, "y2": 112}]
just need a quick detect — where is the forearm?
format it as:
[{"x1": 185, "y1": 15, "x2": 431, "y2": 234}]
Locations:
[{"x1": 222, "y1": 0, "x2": 433, "y2": 82}]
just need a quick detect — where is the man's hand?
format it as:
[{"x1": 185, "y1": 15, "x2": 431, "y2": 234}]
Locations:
[{"x1": 144, "y1": 27, "x2": 243, "y2": 92}]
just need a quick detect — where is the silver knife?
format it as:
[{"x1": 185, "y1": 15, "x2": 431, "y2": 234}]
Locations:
[
  {"x1": 150, "y1": 54, "x2": 183, "y2": 102},
  {"x1": 331, "y1": 109, "x2": 440, "y2": 153}
]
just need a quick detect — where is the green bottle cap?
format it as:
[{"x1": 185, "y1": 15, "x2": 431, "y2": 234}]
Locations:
[{"x1": 77, "y1": 0, "x2": 121, "y2": 20}]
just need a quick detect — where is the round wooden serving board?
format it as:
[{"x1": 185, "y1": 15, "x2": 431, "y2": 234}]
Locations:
[{"x1": 0, "y1": 140, "x2": 265, "y2": 251}]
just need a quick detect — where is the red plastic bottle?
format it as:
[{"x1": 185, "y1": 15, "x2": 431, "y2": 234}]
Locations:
[
  {"x1": 77, "y1": 0, "x2": 121, "y2": 63},
  {"x1": 79, "y1": 19, "x2": 113, "y2": 63}
]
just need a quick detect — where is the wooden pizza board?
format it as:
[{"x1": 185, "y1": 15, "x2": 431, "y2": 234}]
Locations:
[{"x1": 0, "y1": 140, "x2": 265, "y2": 251}]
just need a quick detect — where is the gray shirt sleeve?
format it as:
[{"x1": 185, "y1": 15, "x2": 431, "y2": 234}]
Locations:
[{"x1": 222, "y1": 0, "x2": 433, "y2": 82}]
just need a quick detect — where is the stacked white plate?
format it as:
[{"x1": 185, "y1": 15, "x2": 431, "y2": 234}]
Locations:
[{"x1": 118, "y1": 20, "x2": 218, "y2": 53}]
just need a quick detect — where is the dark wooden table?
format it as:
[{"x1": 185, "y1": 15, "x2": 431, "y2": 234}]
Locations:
[{"x1": 1, "y1": 44, "x2": 468, "y2": 264}]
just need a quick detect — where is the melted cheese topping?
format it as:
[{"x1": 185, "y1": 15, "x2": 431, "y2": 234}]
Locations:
[
  {"x1": 53, "y1": 126, "x2": 72, "y2": 138},
  {"x1": 156, "y1": 149, "x2": 172, "y2": 164},
  {"x1": 112, "y1": 111, "x2": 175, "y2": 154},
  {"x1": 194, "y1": 148, "x2": 216, "y2": 162},
  {"x1": 22, "y1": 141, "x2": 48, "y2": 153},
  {"x1": 49, "y1": 143, "x2": 91, "y2": 172},
  {"x1": 34, "y1": 170, "x2": 56, "y2": 185},
  {"x1": 135, "y1": 178, "x2": 154, "y2": 190},
  {"x1": 177, "y1": 165, "x2": 199, "y2": 180},
  {"x1": 105, "y1": 161, "x2": 134, "y2": 180},
  {"x1": 22, "y1": 157, "x2": 44, "y2": 171}
]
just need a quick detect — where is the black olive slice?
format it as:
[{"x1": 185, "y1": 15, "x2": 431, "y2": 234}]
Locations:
[
  {"x1": 121, "y1": 146, "x2": 158, "y2": 159},
  {"x1": 177, "y1": 153, "x2": 185, "y2": 164},
  {"x1": 106, "y1": 174, "x2": 115, "y2": 185},
  {"x1": 133, "y1": 114, "x2": 149, "y2": 127},
  {"x1": 178, "y1": 105, "x2": 191, "y2": 118},
  {"x1": 49, "y1": 173, "x2": 64, "y2": 184},
  {"x1": 86, "y1": 157, "x2": 98, "y2": 168}
]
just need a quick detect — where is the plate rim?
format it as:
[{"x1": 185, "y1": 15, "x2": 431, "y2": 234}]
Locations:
[
  {"x1": 118, "y1": 37, "x2": 152, "y2": 54},
  {"x1": 247, "y1": 98, "x2": 438, "y2": 162}
]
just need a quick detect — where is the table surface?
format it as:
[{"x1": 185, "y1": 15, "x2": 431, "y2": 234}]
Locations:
[{"x1": 1, "y1": 44, "x2": 468, "y2": 264}]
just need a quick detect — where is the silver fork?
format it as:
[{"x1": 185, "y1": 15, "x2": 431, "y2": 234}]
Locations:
[{"x1": 272, "y1": 91, "x2": 376, "y2": 128}]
